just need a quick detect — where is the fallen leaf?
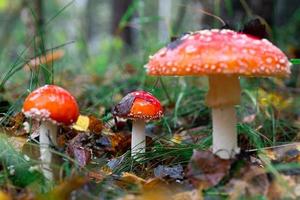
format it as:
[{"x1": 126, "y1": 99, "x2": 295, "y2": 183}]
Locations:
[
  {"x1": 154, "y1": 164, "x2": 183, "y2": 180},
  {"x1": 107, "y1": 155, "x2": 126, "y2": 170},
  {"x1": 0, "y1": 191, "x2": 12, "y2": 200},
  {"x1": 225, "y1": 165, "x2": 269, "y2": 199},
  {"x1": 7, "y1": 136, "x2": 27, "y2": 152},
  {"x1": 265, "y1": 143, "x2": 300, "y2": 163},
  {"x1": 72, "y1": 115, "x2": 103, "y2": 134},
  {"x1": 38, "y1": 176, "x2": 87, "y2": 200},
  {"x1": 258, "y1": 89, "x2": 292, "y2": 111},
  {"x1": 88, "y1": 115, "x2": 103, "y2": 134},
  {"x1": 172, "y1": 190, "x2": 203, "y2": 200},
  {"x1": 72, "y1": 115, "x2": 90, "y2": 132},
  {"x1": 116, "y1": 172, "x2": 145, "y2": 191},
  {"x1": 87, "y1": 170, "x2": 106, "y2": 183},
  {"x1": 95, "y1": 132, "x2": 130, "y2": 155},
  {"x1": 67, "y1": 133, "x2": 91, "y2": 167},
  {"x1": 186, "y1": 150, "x2": 231, "y2": 188},
  {"x1": 5, "y1": 112, "x2": 25, "y2": 132},
  {"x1": 267, "y1": 175, "x2": 297, "y2": 200}
]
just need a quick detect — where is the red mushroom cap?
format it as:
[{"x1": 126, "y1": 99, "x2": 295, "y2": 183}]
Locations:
[
  {"x1": 22, "y1": 85, "x2": 79, "y2": 125},
  {"x1": 146, "y1": 29, "x2": 291, "y2": 77},
  {"x1": 113, "y1": 91, "x2": 163, "y2": 120}
]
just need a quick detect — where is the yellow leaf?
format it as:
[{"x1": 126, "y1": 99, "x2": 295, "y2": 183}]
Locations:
[
  {"x1": 0, "y1": 191, "x2": 11, "y2": 200},
  {"x1": 72, "y1": 115, "x2": 90, "y2": 132},
  {"x1": 258, "y1": 89, "x2": 292, "y2": 111},
  {"x1": 171, "y1": 133, "x2": 183, "y2": 144}
]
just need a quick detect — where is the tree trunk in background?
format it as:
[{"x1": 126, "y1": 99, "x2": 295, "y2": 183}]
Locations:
[
  {"x1": 85, "y1": 0, "x2": 100, "y2": 55},
  {"x1": 33, "y1": 0, "x2": 51, "y2": 84},
  {"x1": 158, "y1": 0, "x2": 172, "y2": 42},
  {"x1": 34, "y1": 0, "x2": 45, "y2": 53},
  {"x1": 111, "y1": 0, "x2": 133, "y2": 47}
]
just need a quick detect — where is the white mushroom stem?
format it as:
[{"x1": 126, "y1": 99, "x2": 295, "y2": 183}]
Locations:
[
  {"x1": 39, "y1": 121, "x2": 57, "y2": 180},
  {"x1": 206, "y1": 75, "x2": 241, "y2": 159},
  {"x1": 131, "y1": 120, "x2": 146, "y2": 158}
]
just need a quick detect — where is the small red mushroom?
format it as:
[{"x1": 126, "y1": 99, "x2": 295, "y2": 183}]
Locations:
[
  {"x1": 23, "y1": 85, "x2": 79, "y2": 179},
  {"x1": 113, "y1": 91, "x2": 163, "y2": 158},
  {"x1": 145, "y1": 29, "x2": 291, "y2": 159}
]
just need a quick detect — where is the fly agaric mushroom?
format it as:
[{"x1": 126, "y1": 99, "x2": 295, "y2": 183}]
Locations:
[
  {"x1": 113, "y1": 91, "x2": 163, "y2": 158},
  {"x1": 145, "y1": 29, "x2": 291, "y2": 159},
  {"x1": 22, "y1": 85, "x2": 79, "y2": 179}
]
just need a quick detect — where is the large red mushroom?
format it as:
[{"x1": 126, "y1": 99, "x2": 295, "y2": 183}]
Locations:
[
  {"x1": 23, "y1": 85, "x2": 79, "y2": 179},
  {"x1": 113, "y1": 91, "x2": 163, "y2": 158},
  {"x1": 145, "y1": 29, "x2": 291, "y2": 159}
]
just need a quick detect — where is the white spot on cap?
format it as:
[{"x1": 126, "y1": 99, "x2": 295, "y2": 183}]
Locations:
[
  {"x1": 166, "y1": 61, "x2": 172, "y2": 66},
  {"x1": 187, "y1": 35, "x2": 195, "y2": 40},
  {"x1": 185, "y1": 45, "x2": 197, "y2": 54},
  {"x1": 204, "y1": 37, "x2": 212, "y2": 42},
  {"x1": 266, "y1": 57, "x2": 272, "y2": 64},
  {"x1": 253, "y1": 40, "x2": 261, "y2": 45},
  {"x1": 279, "y1": 59, "x2": 286, "y2": 64},
  {"x1": 276, "y1": 64, "x2": 281, "y2": 69},
  {"x1": 242, "y1": 49, "x2": 248, "y2": 54},
  {"x1": 249, "y1": 49, "x2": 256, "y2": 55}
]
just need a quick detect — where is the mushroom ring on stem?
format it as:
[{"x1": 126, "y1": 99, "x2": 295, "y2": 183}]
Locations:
[
  {"x1": 22, "y1": 85, "x2": 79, "y2": 180},
  {"x1": 113, "y1": 91, "x2": 163, "y2": 159},
  {"x1": 145, "y1": 29, "x2": 291, "y2": 159}
]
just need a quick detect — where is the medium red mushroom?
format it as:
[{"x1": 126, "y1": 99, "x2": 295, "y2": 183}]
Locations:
[
  {"x1": 22, "y1": 85, "x2": 79, "y2": 179},
  {"x1": 113, "y1": 91, "x2": 163, "y2": 158},
  {"x1": 145, "y1": 29, "x2": 291, "y2": 159}
]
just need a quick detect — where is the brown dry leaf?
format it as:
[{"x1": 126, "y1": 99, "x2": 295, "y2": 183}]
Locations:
[
  {"x1": 225, "y1": 165, "x2": 269, "y2": 199},
  {"x1": 143, "y1": 178, "x2": 174, "y2": 200},
  {"x1": 87, "y1": 170, "x2": 106, "y2": 183},
  {"x1": 267, "y1": 175, "x2": 297, "y2": 199},
  {"x1": 118, "y1": 172, "x2": 146, "y2": 187},
  {"x1": 97, "y1": 132, "x2": 131, "y2": 154},
  {"x1": 88, "y1": 115, "x2": 103, "y2": 134},
  {"x1": 7, "y1": 136, "x2": 27, "y2": 152},
  {"x1": 172, "y1": 190, "x2": 203, "y2": 200},
  {"x1": 265, "y1": 143, "x2": 300, "y2": 163},
  {"x1": 142, "y1": 177, "x2": 168, "y2": 191},
  {"x1": 6, "y1": 112, "x2": 25, "y2": 132},
  {"x1": 186, "y1": 150, "x2": 231, "y2": 188},
  {"x1": 67, "y1": 133, "x2": 91, "y2": 167},
  {"x1": 118, "y1": 177, "x2": 173, "y2": 200},
  {"x1": 38, "y1": 177, "x2": 87, "y2": 200}
]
